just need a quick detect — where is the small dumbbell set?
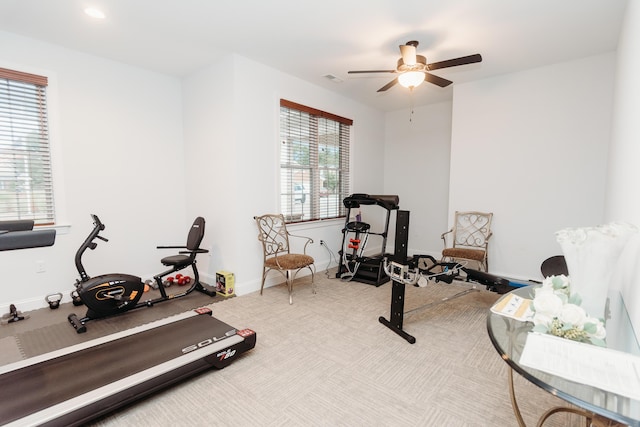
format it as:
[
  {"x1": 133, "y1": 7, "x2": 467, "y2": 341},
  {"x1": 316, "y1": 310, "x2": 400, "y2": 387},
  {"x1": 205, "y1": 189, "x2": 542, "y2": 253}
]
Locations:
[
  {"x1": 163, "y1": 273, "x2": 193, "y2": 287},
  {"x1": 142, "y1": 274, "x2": 193, "y2": 292}
]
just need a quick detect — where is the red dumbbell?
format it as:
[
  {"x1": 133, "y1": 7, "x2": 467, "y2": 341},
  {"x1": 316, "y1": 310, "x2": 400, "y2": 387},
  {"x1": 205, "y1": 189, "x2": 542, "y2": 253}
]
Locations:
[{"x1": 177, "y1": 275, "x2": 192, "y2": 286}]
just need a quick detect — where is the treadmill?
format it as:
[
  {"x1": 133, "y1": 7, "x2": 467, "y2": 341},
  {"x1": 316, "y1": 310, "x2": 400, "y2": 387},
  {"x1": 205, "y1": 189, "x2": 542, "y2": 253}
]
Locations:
[
  {"x1": 337, "y1": 194, "x2": 400, "y2": 286},
  {"x1": 0, "y1": 307, "x2": 256, "y2": 426}
]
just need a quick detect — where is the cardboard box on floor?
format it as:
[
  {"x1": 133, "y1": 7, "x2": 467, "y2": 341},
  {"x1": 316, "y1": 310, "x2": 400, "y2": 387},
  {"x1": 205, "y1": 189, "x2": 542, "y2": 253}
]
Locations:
[{"x1": 215, "y1": 270, "x2": 235, "y2": 297}]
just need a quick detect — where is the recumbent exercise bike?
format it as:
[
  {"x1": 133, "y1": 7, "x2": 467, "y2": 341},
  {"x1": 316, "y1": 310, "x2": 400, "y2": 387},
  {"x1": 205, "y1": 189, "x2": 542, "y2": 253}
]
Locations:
[{"x1": 68, "y1": 214, "x2": 216, "y2": 333}]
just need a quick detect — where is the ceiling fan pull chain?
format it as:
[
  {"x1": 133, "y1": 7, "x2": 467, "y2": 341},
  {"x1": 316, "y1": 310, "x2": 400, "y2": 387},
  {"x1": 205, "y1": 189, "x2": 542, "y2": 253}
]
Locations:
[{"x1": 409, "y1": 88, "x2": 415, "y2": 122}]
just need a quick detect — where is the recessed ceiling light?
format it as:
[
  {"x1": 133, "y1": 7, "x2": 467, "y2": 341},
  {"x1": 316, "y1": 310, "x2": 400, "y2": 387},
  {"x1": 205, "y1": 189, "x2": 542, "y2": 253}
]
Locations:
[{"x1": 84, "y1": 7, "x2": 106, "y2": 19}]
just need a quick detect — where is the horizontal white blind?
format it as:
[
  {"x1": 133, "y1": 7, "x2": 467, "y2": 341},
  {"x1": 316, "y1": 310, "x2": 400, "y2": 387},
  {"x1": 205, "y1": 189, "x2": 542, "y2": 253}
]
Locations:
[
  {"x1": 0, "y1": 67, "x2": 55, "y2": 225},
  {"x1": 280, "y1": 99, "x2": 351, "y2": 223}
]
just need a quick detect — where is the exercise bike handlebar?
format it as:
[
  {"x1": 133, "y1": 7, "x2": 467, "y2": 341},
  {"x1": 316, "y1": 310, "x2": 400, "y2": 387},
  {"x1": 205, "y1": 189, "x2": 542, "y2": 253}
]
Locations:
[{"x1": 75, "y1": 214, "x2": 109, "y2": 281}]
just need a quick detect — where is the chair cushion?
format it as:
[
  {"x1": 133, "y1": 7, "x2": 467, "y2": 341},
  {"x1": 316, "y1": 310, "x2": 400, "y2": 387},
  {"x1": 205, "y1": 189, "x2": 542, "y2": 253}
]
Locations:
[
  {"x1": 442, "y1": 248, "x2": 486, "y2": 262},
  {"x1": 265, "y1": 254, "x2": 314, "y2": 270},
  {"x1": 161, "y1": 254, "x2": 190, "y2": 267}
]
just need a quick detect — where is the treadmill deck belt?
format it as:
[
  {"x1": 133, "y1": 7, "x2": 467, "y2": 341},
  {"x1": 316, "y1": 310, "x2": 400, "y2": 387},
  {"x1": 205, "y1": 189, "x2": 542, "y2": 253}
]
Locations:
[{"x1": 0, "y1": 309, "x2": 256, "y2": 426}]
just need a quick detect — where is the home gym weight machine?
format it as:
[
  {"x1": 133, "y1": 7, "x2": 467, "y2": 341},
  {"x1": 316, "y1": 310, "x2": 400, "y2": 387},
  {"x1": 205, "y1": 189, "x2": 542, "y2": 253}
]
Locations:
[
  {"x1": 378, "y1": 210, "x2": 481, "y2": 344},
  {"x1": 336, "y1": 194, "x2": 400, "y2": 286}
]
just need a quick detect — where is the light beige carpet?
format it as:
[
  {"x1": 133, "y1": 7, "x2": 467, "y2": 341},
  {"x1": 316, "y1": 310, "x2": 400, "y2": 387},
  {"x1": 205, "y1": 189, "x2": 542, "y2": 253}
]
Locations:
[{"x1": 63, "y1": 272, "x2": 585, "y2": 427}]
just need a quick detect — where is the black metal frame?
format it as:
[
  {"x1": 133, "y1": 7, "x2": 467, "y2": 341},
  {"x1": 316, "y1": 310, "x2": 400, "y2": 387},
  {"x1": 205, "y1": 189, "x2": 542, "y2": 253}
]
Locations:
[
  {"x1": 378, "y1": 211, "x2": 483, "y2": 344},
  {"x1": 378, "y1": 210, "x2": 417, "y2": 343}
]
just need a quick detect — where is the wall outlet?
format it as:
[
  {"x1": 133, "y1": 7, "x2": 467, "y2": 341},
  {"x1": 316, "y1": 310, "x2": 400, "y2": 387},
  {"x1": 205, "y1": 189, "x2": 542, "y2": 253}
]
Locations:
[{"x1": 36, "y1": 260, "x2": 46, "y2": 273}]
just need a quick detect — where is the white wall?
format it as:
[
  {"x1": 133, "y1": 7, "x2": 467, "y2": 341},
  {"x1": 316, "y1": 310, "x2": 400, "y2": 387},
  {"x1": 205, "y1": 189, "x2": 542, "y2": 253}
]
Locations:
[
  {"x1": 449, "y1": 53, "x2": 616, "y2": 280},
  {"x1": 1, "y1": 26, "x2": 629, "y2": 312},
  {"x1": 181, "y1": 54, "x2": 387, "y2": 296},
  {"x1": 606, "y1": 0, "x2": 640, "y2": 343},
  {"x1": 383, "y1": 101, "x2": 453, "y2": 257},
  {"x1": 181, "y1": 58, "x2": 237, "y2": 289},
  {"x1": 0, "y1": 31, "x2": 188, "y2": 311},
  {"x1": 1, "y1": 33, "x2": 387, "y2": 310}
]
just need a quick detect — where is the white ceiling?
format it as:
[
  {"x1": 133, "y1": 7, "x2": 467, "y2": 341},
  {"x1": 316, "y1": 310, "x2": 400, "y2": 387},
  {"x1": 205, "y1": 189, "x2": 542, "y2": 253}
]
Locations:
[{"x1": 0, "y1": 0, "x2": 629, "y2": 112}]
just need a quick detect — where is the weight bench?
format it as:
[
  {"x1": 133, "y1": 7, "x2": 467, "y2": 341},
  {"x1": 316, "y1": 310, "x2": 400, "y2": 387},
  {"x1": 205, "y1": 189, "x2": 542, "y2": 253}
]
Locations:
[{"x1": 463, "y1": 268, "x2": 534, "y2": 294}]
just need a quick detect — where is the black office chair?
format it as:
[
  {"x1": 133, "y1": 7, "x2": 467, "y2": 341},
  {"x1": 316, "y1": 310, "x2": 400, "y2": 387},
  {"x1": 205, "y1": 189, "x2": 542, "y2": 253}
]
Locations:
[
  {"x1": 153, "y1": 217, "x2": 216, "y2": 296},
  {"x1": 540, "y1": 255, "x2": 568, "y2": 277}
]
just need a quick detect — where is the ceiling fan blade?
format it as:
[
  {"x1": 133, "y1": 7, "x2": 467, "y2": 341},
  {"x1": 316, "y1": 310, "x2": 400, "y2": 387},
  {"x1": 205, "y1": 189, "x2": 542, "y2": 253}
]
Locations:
[
  {"x1": 377, "y1": 78, "x2": 398, "y2": 92},
  {"x1": 424, "y1": 72, "x2": 453, "y2": 88},
  {"x1": 348, "y1": 69, "x2": 396, "y2": 74},
  {"x1": 399, "y1": 44, "x2": 417, "y2": 66},
  {"x1": 427, "y1": 54, "x2": 482, "y2": 71}
]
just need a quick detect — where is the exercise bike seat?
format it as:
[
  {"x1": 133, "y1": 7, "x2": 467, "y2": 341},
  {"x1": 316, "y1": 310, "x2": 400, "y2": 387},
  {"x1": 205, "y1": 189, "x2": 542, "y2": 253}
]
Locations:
[
  {"x1": 152, "y1": 216, "x2": 216, "y2": 297},
  {"x1": 157, "y1": 217, "x2": 208, "y2": 268}
]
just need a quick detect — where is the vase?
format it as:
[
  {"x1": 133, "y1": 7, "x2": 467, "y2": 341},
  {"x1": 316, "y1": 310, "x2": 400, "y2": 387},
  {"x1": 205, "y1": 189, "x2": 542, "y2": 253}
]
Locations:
[{"x1": 555, "y1": 222, "x2": 637, "y2": 321}]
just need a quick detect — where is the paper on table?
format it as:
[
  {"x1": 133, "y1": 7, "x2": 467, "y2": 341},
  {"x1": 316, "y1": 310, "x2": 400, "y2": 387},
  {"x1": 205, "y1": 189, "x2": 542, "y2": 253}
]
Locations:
[
  {"x1": 490, "y1": 293, "x2": 533, "y2": 321},
  {"x1": 520, "y1": 332, "x2": 640, "y2": 400}
]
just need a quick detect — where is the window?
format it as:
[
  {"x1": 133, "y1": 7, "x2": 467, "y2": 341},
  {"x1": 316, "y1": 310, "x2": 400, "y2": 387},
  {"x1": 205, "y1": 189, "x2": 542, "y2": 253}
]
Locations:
[
  {"x1": 280, "y1": 99, "x2": 352, "y2": 223},
  {"x1": 0, "y1": 67, "x2": 54, "y2": 225}
]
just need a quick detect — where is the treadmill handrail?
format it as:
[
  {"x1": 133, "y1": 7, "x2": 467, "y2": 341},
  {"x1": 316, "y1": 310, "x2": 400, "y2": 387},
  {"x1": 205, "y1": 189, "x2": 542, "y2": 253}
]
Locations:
[{"x1": 342, "y1": 194, "x2": 399, "y2": 210}]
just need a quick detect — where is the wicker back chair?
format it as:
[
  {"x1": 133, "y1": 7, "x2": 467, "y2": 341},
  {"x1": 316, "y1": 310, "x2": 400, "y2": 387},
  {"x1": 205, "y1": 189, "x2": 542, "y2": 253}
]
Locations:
[{"x1": 441, "y1": 211, "x2": 493, "y2": 271}]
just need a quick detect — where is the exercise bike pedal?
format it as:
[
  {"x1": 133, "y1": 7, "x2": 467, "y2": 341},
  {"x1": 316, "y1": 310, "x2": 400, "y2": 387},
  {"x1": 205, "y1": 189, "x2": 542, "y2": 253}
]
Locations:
[{"x1": 68, "y1": 313, "x2": 87, "y2": 334}]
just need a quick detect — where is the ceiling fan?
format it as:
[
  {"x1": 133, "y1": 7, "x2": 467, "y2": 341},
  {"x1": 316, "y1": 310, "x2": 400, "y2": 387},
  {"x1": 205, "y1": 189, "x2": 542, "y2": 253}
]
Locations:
[{"x1": 348, "y1": 41, "x2": 482, "y2": 92}]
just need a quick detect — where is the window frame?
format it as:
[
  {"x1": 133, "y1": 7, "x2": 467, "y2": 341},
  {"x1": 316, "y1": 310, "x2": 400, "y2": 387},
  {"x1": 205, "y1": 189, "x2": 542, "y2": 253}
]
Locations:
[
  {"x1": 0, "y1": 67, "x2": 55, "y2": 226},
  {"x1": 279, "y1": 99, "x2": 353, "y2": 224}
]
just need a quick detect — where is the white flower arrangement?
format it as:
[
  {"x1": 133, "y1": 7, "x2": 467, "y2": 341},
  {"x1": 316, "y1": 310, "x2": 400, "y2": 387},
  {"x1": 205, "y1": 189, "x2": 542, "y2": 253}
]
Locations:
[{"x1": 531, "y1": 275, "x2": 607, "y2": 347}]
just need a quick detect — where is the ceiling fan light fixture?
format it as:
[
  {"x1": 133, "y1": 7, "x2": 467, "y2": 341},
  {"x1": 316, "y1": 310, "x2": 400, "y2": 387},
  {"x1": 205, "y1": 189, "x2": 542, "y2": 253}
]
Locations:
[
  {"x1": 84, "y1": 7, "x2": 106, "y2": 19},
  {"x1": 398, "y1": 71, "x2": 425, "y2": 89}
]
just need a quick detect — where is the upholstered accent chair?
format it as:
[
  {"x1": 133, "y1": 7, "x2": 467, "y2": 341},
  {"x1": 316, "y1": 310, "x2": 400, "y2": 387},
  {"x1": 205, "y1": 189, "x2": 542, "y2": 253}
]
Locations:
[
  {"x1": 441, "y1": 211, "x2": 493, "y2": 271},
  {"x1": 254, "y1": 214, "x2": 315, "y2": 304}
]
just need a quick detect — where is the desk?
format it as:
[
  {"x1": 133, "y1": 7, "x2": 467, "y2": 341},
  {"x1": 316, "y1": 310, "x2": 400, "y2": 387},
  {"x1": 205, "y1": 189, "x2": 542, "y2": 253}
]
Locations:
[{"x1": 487, "y1": 286, "x2": 640, "y2": 427}]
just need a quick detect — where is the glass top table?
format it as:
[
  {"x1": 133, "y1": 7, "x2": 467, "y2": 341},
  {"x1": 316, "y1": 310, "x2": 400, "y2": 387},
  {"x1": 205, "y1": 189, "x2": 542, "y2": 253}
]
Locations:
[{"x1": 487, "y1": 285, "x2": 640, "y2": 427}]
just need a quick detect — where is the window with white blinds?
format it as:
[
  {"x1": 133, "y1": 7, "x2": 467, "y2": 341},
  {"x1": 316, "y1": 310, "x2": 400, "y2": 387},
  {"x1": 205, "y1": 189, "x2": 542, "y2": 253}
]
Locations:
[
  {"x1": 280, "y1": 99, "x2": 352, "y2": 223},
  {"x1": 0, "y1": 67, "x2": 55, "y2": 225}
]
